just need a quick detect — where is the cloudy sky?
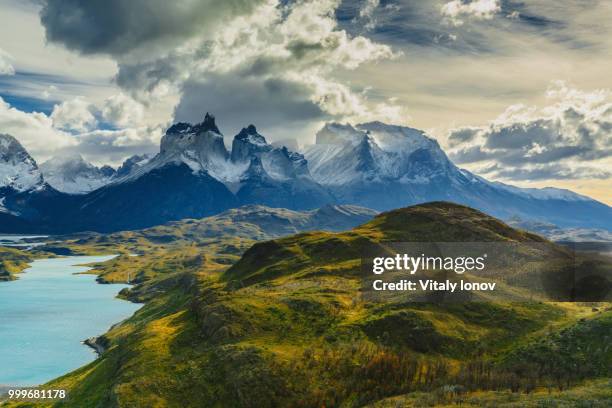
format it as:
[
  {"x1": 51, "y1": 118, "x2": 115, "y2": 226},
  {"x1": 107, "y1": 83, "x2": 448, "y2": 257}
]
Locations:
[{"x1": 0, "y1": 0, "x2": 610, "y2": 203}]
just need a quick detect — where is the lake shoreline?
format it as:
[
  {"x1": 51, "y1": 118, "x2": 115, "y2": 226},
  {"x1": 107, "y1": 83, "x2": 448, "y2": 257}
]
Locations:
[
  {"x1": 0, "y1": 255, "x2": 142, "y2": 386},
  {"x1": 3, "y1": 251, "x2": 139, "y2": 359}
]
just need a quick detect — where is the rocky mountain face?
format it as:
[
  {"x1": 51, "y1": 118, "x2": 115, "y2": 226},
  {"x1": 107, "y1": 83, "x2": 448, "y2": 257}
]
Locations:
[
  {"x1": 305, "y1": 122, "x2": 454, "y2": 185},
  {"x1": 0, "y1": 133, "x2": 62, "y2": 231},
  {"x1": 0, "y1": 114, "x2": 610, "y2": 233},
  {"x1": 234, "y1": 137, "x2": 333, "y2": 210},
  {"x1": 116, "y1": 114, "x2": 333, "y2": 214},
  {"x1": 156, "y1": 113, "x2": 231, "y2": 179},
  {"x1": 36, "y1": 114, "x2": 332, "y2": 232},
  {"x1": 0, "y1": 133, "x2": 44, "y2": 194}
]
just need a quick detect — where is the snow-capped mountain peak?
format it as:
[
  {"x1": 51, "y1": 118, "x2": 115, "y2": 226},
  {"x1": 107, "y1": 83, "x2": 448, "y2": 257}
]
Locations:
[
  {"x1": 231, "y1": 125, "x2": 270, "y2": 163},
  {"x1": 237, "y1": 125, "x2": 266, "y2": 145},
  {"x1": 123, "y1": 113, "x2": 314, "y2": 186},
  {"x1": 357, "y1": 121, "x2": 435, "y2": 156},
  {"x1": 315, "y1": 122, "x2": 365, "y2": 146},
  {"x1": 304, "y1": 121, "x2": 455, "y2": 185},
  {"x1": 151, "y1": 112, "x2": 241, "y2": 181},
  {"x1": 40, "y1": 154, "x2": 116, "y2": 194},
  {"x1": 160, "y1": 113, "x2": 229, "y2": 160},
  {"x1": 1, "y1": 117, "x2": 611, "y2": 234},
  {"x1": 0, "y1": 133, "x2": 44, "y2": 192}
]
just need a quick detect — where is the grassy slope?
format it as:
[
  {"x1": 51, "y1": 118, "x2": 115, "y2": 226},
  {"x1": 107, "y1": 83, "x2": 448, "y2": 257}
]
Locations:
[
  {"x1": 0, "y1": 247, "x2": 35, "y2": 281},
  {"x1": 369, "y1": 378, "x2": 612, "y2": 407},
  {"x1": 2, "y1": 202, "x2": 610, "y2": 407},
  {"x1": 223, "y1": 201, "x2": 550, "y2": 285}
]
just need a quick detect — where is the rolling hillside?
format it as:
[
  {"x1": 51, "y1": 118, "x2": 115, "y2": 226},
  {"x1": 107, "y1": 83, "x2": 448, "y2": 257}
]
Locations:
[{"x1": 4, "y1": 202, "x2": 609, "y2": 407}]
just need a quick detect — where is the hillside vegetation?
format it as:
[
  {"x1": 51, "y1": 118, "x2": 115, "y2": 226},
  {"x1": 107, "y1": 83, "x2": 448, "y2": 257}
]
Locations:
[
  {"x1": 2, "y1": 202, "x2": 610, "y2": 407},
  {"x1": 0, "y1": 247, "x2": 35, "y2": 281}
]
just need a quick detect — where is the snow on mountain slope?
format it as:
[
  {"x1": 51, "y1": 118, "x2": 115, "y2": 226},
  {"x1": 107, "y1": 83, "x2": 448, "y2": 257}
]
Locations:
[
  {"x1": 115, "y1": 154, "x2": 152, "y2": 178},
  {"x1": 39, "y1": 152, "x2": 154, "y2": 195},
  {"x1": 304, "y1": 122, "x2": 457, "y2": 185},
  {"x1": 358, "y1": 121, "x2": 433, "y2": 155},
  {"x1": 118, "y1": 113, "x2": 245, "y2": 184},
  {"x1": 121, "y1": 114, "x2": 314, "y2": 186},
  {"x1": 1, "y1": 115, "x2": 610, "y2": 233},
  {"x1": 0, "y1": 133, "x2": 44, "y2": 192},
  {"x1": 229, "y1": 124, "x2": 334, "y2": 209},
  {"x1": 40, "y1": 154, "x2": 116, "y2": 194},
  {"x1": 301, "y1": 122, "x2": 612, "y2": 230},
  {"x1": 305, "y1": 122, "x2": 592, "y2": 203},
  {"x1": 457, "y1": 170, "x2": 591, "y2": 202},
  {"x1": 303, "y1": 143, "x2": 349, "y2": 183},
  {"x1": 231, "y1": 125, "x2": 269, "y2": 163},
  {"x1": 491, "y1": 181, "x2": 591, "y2": 202}
]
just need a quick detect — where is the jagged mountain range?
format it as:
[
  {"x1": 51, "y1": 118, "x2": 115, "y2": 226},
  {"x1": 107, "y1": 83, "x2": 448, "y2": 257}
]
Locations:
[{"x1": 0, "y1": 114, "x2": 610, "y2": 233}]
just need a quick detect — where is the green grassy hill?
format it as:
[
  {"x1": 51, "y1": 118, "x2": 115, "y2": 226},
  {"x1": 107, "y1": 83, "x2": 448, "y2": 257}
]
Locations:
[
  {"x1": 2, "y1": 202, "x2": 610, "y2": 407},
  {"x1": 223, "y1": 201, "x2": 549, "y2": 286}
]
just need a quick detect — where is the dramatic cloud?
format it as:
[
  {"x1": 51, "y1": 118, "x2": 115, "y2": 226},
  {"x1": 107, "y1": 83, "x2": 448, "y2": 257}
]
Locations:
[
  {"x1": 50, "y1": 97, "x2": 97, "y2": 132},
  {"x1": 64, "y1": 126, "x2": 163, "y2": 165},
  {"x1": 0, "y1": 95, "x2": 161, "y2": 165},
  {"x1": 4, "y1": 0, "x2": 608, "y2": 203},
  {"x1": 448, "y1": 81, "x2": 612, "y2": 181},
  {"x1": 39, "y1": 0, "x2": 266, "y2": 57},
  {"x1": 101, "y1": 93, "x2": 145, "y2": 128},
  {"x1": 441, "y1": 0, "x2": 501, "y2": 26},
  {"x1": 40, "y1": 0, "x2": 405, "y2": 142},
  {"x1": 51, "y1": 93, "x2": 163, "y2": 164},
  {"x1": 0, "y1": 48, "x2": 15, "y2": 76},
  {"x1": 0, "y1": 96, "x2": 74, "y2": 157},
  {"x1": 174, "y1": 75, "x2": 326, "y2": 138},
  {"x1": 171, "y1": 0, "x2": 403, "y2": 136}
]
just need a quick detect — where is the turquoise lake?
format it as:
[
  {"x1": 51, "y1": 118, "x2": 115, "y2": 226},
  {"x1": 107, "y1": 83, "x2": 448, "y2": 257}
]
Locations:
[{"x1": 0, "y1": 255, "x2": 141, "y2": 386}]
